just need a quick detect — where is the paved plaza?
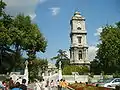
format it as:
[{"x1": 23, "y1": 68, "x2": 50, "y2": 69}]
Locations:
[{"x1": 28, "y1": 83, "x2": 71, "y2": 90}]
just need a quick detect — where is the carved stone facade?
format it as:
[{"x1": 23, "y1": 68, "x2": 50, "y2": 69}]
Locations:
[{"x1": 69, "y1": 11, "x2": 90, "y2": 66}]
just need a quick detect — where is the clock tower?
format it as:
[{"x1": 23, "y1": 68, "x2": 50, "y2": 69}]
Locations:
[{"x1": 69, "y1": 11, "x2": 90, "y2": 66}]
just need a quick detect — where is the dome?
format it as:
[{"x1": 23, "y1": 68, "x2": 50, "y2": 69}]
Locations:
[
  {"x1": 74, "y1": 11, "x2": 80, "y2": 16},
  {"x1": 72, "y1": 11, "x2": 85, "y2": 19}
]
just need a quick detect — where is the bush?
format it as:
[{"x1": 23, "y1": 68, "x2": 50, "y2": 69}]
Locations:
[
  {"x1": 113, "y1": 71, "x2": 120, "y2": 78},
  {"x1": 62, "y1": 65, "x2": 89, "y2": 75}
]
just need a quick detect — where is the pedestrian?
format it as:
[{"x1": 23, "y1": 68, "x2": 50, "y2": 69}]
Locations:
[
  {"x1": 41, "y1": 79, "x2": 46, "y2": 90},
  {"x1": 62, "y1": 79, "x2": 68, "y2": 90},
  {"x1": 46, "y1": 80, "x2": 49, "y2": 87},
  {"x1": 56, "y1": 80, "x2": 60, "y2": 90},
  {"x1": 59, "y1": 79, "x2": 63, "y2": 90},
  {"x1": 35, "y1": 82, "x2": 41, "y2": 90},
  {"x1": 20, "y1": 79, "x2": 27, "y2": 90},
  {"x1": 44, "y1": 85, "x2": 48, "y2": 90},
  {"x1": 2, "y1": 81, "x2": 7, "y2": 90},
  {"x1": 50, "y1": 80, "x2": 55, "y2": 90},
  {"x1": 11, "y1": 82, "x2": 22, "y2": 90},
  {"x1": 8, "y1": 77, "x2": 14, "y2": 89}
]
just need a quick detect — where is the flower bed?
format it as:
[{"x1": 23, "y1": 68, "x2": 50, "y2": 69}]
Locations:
[{"x1": 68, "y1": 83, "x2": 114, "y2": 90}]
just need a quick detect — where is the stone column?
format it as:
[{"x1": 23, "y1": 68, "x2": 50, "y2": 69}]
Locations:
[
  {"x1": 85, "y1": 49, "x2": 88, "y2": 61},
  {"x1": 73, "y1": 48, "x2": 75, "y2": 61},
  {"x1": 58, "y1": 61, "x2": 62, "y2": 80},
  {"x1": 83, "y1": 48, "x2": 86, "y2": 62},
  {"x1": 74, "y1": 48, "x2": 77, "y2": 61},
  {"x1": 70, "y1": 49, "x2": 73, "y2": 62},
  {"x1": 24, "y1": 60, "x2": 28, "y2": 85}
]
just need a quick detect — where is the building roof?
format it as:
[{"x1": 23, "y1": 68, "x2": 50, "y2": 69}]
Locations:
[
  {"x1": 74, "y1": 11, "x2": 81, "y2": 17},
  {"x1": 72, "y1": 11, "x2": 85, "y2": 20}
]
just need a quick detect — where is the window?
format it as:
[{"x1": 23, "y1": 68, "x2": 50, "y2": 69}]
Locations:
[
  {"x1": 113, "y1": 79, "x2": 120, "y2": 83},
  {"x1": 77, "y1": 27, "x2": 81, "y2": 30},
  {"x1": 78, "y1": 50, "x2": 82, "y2": 60},
  {"x1": 77, "y1": 37, "x2": 82, "y2": 43}
]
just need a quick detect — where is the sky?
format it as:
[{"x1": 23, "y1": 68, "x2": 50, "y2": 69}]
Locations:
[{"x1": 3, "y1": 0, "x2": 120, "y2": 61}]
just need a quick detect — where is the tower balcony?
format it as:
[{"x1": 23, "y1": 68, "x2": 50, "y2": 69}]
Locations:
[
  {"x1": 71, "y1": 30, "x2": 87, "y2": 34},
  {"x1": 70, "y1": 43, "x2": 88, "y2": 48},
  {"x1": 70, "y1": 60, "x2": 90, "y2": 65}
]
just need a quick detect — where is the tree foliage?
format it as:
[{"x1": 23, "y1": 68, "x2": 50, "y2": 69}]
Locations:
[
  {"x1": 51, "y1": 49, "x2": 70, "y2": 69},
  {"x1": 29, "y1": 58, "x2": 48, "y2": 82},
  {"x1": 90, "y1": 59, "x2": 101, "y2": 74},
  {"x1": 93, "y1": 22, "x2": 120, "y2": 74},
  {"x1": 0, "y1": 0, "x2": 6, "y2": 16},
  {"x1": 10, "y1": 14, "x2": 47, "y2": 60},
  {"x1": 63, "y1": 65, "x2": 89, "y2": 75},
  {"x1": 0, "y1": 0, "x2": 47, "y2": 74}
]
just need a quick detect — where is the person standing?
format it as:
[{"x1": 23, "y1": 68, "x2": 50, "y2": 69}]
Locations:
[
  {"x1": 56, "y1": 80, "x2": 60, "y2": 90},
  {"x1": 9, "y1": 77, "x2": 14, "y2": 89},
  {"x1": 41, "y1": 79, "x2": 46, "y2": 90},
  {"x1": 11, "y1": 82, "x2": 22, "y2": 90},
  {"x1": 59, "y1": 79, "x2": 63, "y2": 90},
  {"x1": 50, "y1": 80, "x2": 56, "y2": 90},
  {"x1": 20, "y1": 79, "x2": 27, "y2": 90},
  {"x1": 62, "y1": 80, "x2": 68, "y2": 90},
  {"x1": 2, "y1": 81, "x2": 7, "y2": 90}
]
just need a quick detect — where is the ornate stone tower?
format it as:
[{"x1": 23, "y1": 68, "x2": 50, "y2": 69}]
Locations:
[{"x1": 69, "y1": 11, "x2": 90, "y2": 66}]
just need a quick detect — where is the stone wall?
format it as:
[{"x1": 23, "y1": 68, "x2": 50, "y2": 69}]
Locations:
[
  {"x1": 63, "y1": 75, "x2": 113, "y2": 84},
  {"x1": 91, "y1": 75, "x2": 113, "y2": 83},
  {"x1": 63, "y1": 75, "x2": 88, "y2": 83}
]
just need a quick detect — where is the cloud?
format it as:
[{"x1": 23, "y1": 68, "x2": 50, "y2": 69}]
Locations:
[
  {"x1": 49, "y1": 7, "x2": 60, "y2": 16},
  {"x1": 88, "y1": 45, "x2": 98, "y2": 61},
  {"x1": 94, "y1": 27, "x2": 103, "y2": 36},
  {"x1": 3, "y1": 0, "x2": 45, "y2": 19}
]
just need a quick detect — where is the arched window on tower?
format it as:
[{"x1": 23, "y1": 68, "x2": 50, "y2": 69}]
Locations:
[
  {"x1": 77, "y1": 27, "x2": 81, "y2": 30},
  {"x1": 78, "y1": 50, "x2": 82, "y2": 60}
]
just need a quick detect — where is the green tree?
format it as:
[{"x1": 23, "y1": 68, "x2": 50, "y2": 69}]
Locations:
[
  {"x1": 0, "y1": 1, "x2": 47, "y2": 77},
  {"x1": 90, "y1": 58, "x2": 101, "y2": 74},
  {"x1": 51, "y1": 49, "x2": 70, "y2": 69},
  {"x1": 29, "y1": 58, "x2": 48, "y2": 82},
  {"x1": 14, "y1": 14, "x2": 47, "y2": 55},
  {"x1": 7, "y1": 14, "x2": 47, "y2": 70},
  {"x1": 0, "y1": 11, "x2": 47, "y2": 74},
  {"x1": 0, "y1": 0, "x2": 15, "y2": 73},
  {"x1": 0, "y1": 0, "x2": 6, "y2": 16},
  {"x1": 95, "y1": 22, "x2": 120, "y2": 74}
]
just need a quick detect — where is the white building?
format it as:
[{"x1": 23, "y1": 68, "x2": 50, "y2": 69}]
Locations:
[{"x1": 69, "y1": 11, "x2": 90, "y2": 66}]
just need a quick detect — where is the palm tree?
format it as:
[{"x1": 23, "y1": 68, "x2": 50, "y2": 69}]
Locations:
[{"x1": 51, "y1": 49, "x2": 70, "y2": 69}]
